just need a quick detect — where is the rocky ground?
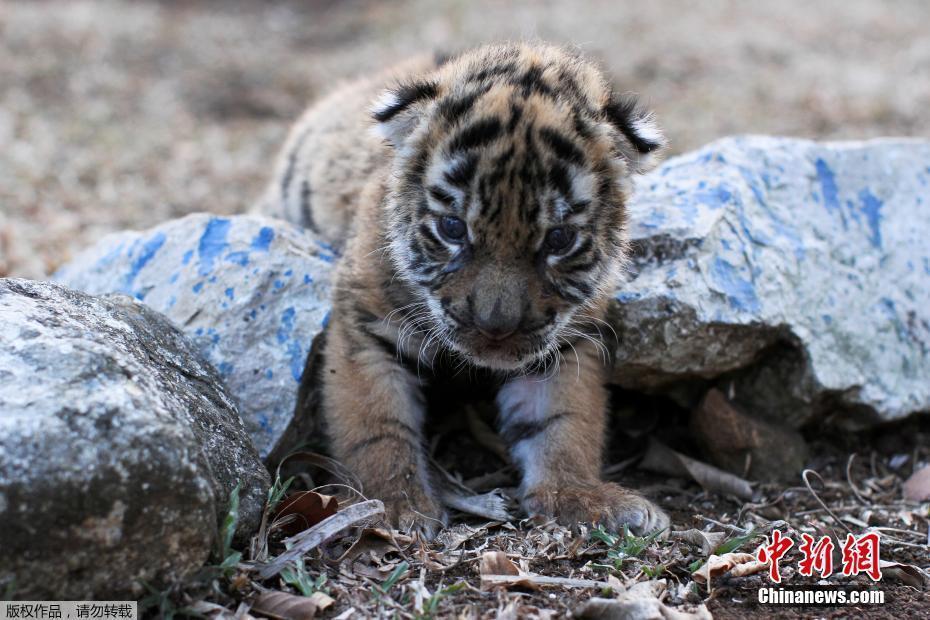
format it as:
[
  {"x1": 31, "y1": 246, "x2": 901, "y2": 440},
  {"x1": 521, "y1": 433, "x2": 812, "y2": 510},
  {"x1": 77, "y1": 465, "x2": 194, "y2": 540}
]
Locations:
[{"x1": 2, "y1": 1, "x2": 929, "y2": 618}]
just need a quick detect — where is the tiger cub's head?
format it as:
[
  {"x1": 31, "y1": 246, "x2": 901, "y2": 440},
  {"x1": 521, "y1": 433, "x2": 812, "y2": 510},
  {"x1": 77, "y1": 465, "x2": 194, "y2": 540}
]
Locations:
[{"x1": 372, "y1": 43, "x2": 665, "y2": 371}]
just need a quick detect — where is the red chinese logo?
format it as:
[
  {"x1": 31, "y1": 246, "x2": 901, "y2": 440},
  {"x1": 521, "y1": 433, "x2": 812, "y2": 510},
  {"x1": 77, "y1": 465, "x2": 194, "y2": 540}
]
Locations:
[
  {"x1": 757, "y1": 529, "x2": 794, "y2": 583},
  {"x1": 798, "y1": 533, "x2": 835, "y2": 578},
  {"x1": 841, "y1": 532, "x2": 883, "y2": 581},
  {"x1": 756, "y1": 530, "x2": 882, "y2": 583}
]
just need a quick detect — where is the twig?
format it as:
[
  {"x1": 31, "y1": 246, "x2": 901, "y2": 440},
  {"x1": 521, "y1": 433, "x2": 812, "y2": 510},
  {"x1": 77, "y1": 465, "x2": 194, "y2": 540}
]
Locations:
[
  {"x1": 802, "y1": 469, "x2": 854, "y2": 535},
  {"x1": 845, "y1": 454, "x2": 870, "y2": 506},
  {"x1": 481, "y1": 574, "x2": 610, "y2": 589},
  {"x1": 254, "y1": 499, "x2": 385, "y2": 579}
]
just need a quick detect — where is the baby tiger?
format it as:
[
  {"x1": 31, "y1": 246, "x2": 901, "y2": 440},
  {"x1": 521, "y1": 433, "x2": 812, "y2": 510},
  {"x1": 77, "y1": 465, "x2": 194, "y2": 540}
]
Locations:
[{"x1": 258, "y1": 43, "x2": 669, "y2": 537}]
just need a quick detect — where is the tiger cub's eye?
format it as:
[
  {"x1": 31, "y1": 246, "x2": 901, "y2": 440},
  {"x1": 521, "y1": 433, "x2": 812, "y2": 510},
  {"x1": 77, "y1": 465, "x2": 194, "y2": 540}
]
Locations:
[
  {"x1": 544, "y1": 227, "x2": 576, "y2": 253},
  {"x1": 438, "y1": 215, "x2": 467, "y2": 242}
]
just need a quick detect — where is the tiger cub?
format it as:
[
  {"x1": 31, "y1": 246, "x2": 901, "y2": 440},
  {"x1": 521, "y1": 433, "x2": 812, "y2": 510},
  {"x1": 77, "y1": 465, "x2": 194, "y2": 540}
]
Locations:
[{"x1": 258, "y1": 43, "x2": 669, "y2": 537}]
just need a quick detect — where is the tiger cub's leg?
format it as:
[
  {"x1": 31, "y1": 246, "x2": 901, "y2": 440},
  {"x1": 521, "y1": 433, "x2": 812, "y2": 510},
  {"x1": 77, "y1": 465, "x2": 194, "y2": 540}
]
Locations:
[
  {"x1": 322, "y1": 314, "x2": 446, "y2": 537},
  {"x1": 496, "y1": 340, "x2": 669, "y2": 535}
]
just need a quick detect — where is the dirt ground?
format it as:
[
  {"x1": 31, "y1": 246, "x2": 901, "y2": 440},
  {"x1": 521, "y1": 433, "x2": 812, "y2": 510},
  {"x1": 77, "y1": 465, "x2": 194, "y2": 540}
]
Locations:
[
  {"x1": 2, "y1": 1, "x2": 929, "y2": 618},
  {"x1": 2, "y1": 0, "x2": 930, "y2": 278}
]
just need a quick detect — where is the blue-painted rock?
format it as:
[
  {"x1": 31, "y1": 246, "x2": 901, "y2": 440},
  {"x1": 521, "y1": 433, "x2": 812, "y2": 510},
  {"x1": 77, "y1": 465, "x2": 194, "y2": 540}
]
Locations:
[
  {"x1": 0, "y1": 279, "x2": 269, "y2": 598},
  {"x1": 55, "y1": 214, "x2": 336, "y2": 457},
  {"x1": 56, "y1": 138, "x2": 929, "y2": 434},
  {"x1": 613, "y1": 136, "x2": 930, "y2": 428}
]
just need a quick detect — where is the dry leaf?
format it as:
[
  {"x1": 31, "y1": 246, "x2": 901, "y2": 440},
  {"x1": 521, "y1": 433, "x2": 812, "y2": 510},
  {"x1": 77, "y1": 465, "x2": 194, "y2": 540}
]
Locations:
[
  {"x1": 641, "y1": 439, "x2": 753, "y2": 500},
  {"x1": 274, "y1": 491, "x2": 339, "y2": 536},
  {"x1": 337, "y1": 527, "x2": 411, "y2": 563},
  {"x1": 692, "y1": 552, "x2": 766, "y2": 585},
  {"x1": 903, "y1": 465, "x2": 930, "y2": 501},
  {"x1": 479, "y1": 551, "x2": 520, "y2": 576},
  {"x1": 670, "y1": 529, "x2": 726, "y2": 556},
  {"x1": 252, "y1": 590, "x2": 334, "y2": 620},
  {"x1": 575, "y1": 579, "x2": 712, "y2": 619},
  {"x1": 879, "y1": 560, "x2": 930, "y2": 588}
]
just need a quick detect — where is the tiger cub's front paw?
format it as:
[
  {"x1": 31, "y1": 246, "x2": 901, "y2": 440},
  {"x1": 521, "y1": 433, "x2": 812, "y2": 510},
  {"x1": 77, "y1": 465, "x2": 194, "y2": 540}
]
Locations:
[
  {"x1": 379, "y1": 485, "x2": 447, "y2": 540},
  {"x1": 522, "y1": 481, "x2": 669, "y2": 537}
]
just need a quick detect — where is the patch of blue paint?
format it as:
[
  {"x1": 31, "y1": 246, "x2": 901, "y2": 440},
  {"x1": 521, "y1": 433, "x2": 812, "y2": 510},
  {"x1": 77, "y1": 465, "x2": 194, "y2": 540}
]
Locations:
[
  {"x1": 857, "y1": 189, "x2": 883, "y2": 248},
  {"x1": 265, "y1": 369, "x2": 274, "y2": 380},
  {"x1": 284, "y1": 269, "x2": 293, "y2": 277},
  {"x1": 321, "y1": 311, "x2": 331, "y2": 328},
  {"x1": 304, "y1": 274, "x2": 313, "y2": 285},
  {"x1": 250, "y1": 226, "x2": 275, "y2": 252},
  {"x1": 192, "y1": 281, "x2": 204, "y2": 293},
  {"x1": 822, "y1": 314, "x2": 833, "y2": 325},
  {"x1": 169, "y1": 272, "x2": 179, "y2": 284},
  {"x1": 274, "y1": 280, "x2": 285, "y2": 290},
  {"x1": 167, "y1": 295, "x2": 177, "y2": 308},
  {"x1": 95, "y1": 241, "x2": 126, "y2": 270},
  {"x1": 225, "y1": 287, "x2": 235, "y2": 300},
  {"x1": 197, "y1": 218, "x2": 231, "y2": 275},
  {"x1": 182, "y1": 249, "x2": 194, "y2": 265},
  {"x1": 711, "y1": 257, "x2": 760, "y2": 313},
  {"x1": 249, "y1": 309, "x2": 257, "y2": 320},
  {"x1": 277, "y1": 307, "x2": 296, "y2": 344},
  {"x1": 217, "y1": 361, "x2": 233, "y2": 377},
  {"x1": 815, "y1": 158, "x2": 840, "y2": 214},
  {"x1": 122, "y1": 232, "x2": 165, "y2": 293},
  {"x1": 641, "y1": 209, "x2": 667, "y2": 229},
  {"x1": 195, "y1": 327, "x2": 204, "y2": 336},
  {"x1": 286, "y1": 340, "x2": 304, "y2": 382},
  {"x1": 615, "y1": 291, "x2": 642, "y2": 303},
  {"x1": 692, "y1": 184, "x2": 732, "y2": 209},
  {"x1": 225, "y1": 251, "x2": 250, "y2": 267}
]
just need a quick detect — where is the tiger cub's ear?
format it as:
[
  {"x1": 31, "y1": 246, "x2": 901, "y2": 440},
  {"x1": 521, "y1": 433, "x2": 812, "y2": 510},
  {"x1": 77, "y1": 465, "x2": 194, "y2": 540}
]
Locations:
[
  {"x1": 371, "y1": 80, "x2": 440, "y2": 147},
  {"x1": 602, "y1": 93, "x2": 667, "y2": 174}
]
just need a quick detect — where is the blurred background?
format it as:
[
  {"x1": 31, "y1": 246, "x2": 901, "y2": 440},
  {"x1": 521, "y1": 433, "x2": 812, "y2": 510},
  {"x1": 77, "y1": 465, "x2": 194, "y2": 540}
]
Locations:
[{"x1": 1, "y1": 0, "x2": 928, "y2": 279}]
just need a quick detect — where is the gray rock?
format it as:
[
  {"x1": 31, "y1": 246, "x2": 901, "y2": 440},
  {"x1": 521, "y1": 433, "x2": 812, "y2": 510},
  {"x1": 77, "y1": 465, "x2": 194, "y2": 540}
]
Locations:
[
  {"x1": 613, "y1": 136, "x2": 930, "y2": 427},
  {"x1": 0, "y1": 278, "x2": 269, "y2": 599},
  {"x1": 55, "y1": 214, "x2": 335, "y2": 458}
]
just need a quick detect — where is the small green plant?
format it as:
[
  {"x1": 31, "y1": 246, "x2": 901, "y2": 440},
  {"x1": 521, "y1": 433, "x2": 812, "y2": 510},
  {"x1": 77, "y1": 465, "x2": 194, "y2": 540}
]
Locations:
[
  {"x1": 373, "y1": 561, "x2": 409, "y2": 599},
  {"x1": 217, "y1": 482, "x2": 242, "y2": 576},
  {"x1": 266, "y1": 474, "x2": 295, "y2": 513},
  {"x1": 418, "y1": 582, "x2": 467, "y2": 618},
  {"x1": 589, "y1": 525, "x2": 665, "y2": 571},
  {"x1": 642, "y1": 563, "x2": 667, "y2": 578},
  {"x1": 281, "y1": 561, "x2": 328, "y2": 597},
  {"x1": 689, "y1": 528, "x2": 758, "y2": 572}
]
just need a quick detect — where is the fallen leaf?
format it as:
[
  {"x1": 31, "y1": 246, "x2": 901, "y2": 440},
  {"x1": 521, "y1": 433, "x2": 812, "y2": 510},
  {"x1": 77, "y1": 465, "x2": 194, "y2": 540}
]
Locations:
[
  {"x1": 479, "y1": 551, "x2": 520, "y2": 576},
  {"x1": 903, "y1": 465, "x2": 930, "y2": 501},
  {"x1": 336, "y1": 527, "x2": 411, "y2": 563},
  {"x1": 692, "y1": 552, "x2": 766, "y2": 586},
  {"x1": 641, "y1": 439, "x2": 753, "y2": 500},
  {"x1": 251, "y1": 590, "x2": 334, "y2": 620},
  {"x1": 575, "y1": 579, "x2": 712, "y2": 619},
  {"x1": 274, "y1": 491, "x2": 339, "y2": 536},
  {"x1": 670, "y1": 529, "x2": 726, "y2": 556},
  {"x1": 879, "y1": 560, "x2": 930, "y2": 588}
]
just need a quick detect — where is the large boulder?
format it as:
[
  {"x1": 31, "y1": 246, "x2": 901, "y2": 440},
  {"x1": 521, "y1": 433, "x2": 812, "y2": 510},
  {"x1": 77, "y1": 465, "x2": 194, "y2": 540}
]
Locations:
[
  {"x1": 55, "y1": 214, "x2": 335, "y2": 458},
  {"x1": 613, "y1": 136, "x2": 930, "y2": 427},
  {"x1": 0, "y1": 278, "x2": 270, "y2": 599}
]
